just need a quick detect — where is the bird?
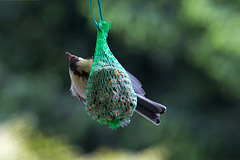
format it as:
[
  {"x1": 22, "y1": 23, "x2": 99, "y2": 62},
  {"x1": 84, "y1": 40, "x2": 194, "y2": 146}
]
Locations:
[{"x1": 66, "y1": 52, "x2": 166, "y2": 127}]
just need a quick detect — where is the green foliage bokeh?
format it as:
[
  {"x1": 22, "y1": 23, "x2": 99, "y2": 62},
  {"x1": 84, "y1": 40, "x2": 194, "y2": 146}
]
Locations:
[{"x1": 0, "y1": 0, "x2": 239, "y2": 159}]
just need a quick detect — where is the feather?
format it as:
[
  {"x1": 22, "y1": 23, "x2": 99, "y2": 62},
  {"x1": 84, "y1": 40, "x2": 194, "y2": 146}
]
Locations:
[
  {"x1": 127, "y1": 71, "x2": 146, "y2": 96},
  {"x1": 127, "y1": 72, "x2": 166, "y2": 125}
]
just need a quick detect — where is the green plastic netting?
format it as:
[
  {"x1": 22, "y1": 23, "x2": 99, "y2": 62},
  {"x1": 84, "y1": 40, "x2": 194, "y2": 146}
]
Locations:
[{"x1": 85, "y1": 20, "x2": 137, "y2": 129}]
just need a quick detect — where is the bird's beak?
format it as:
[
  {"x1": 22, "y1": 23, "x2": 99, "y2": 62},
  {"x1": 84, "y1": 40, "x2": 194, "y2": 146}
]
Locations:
[{"x1": 66, "y1": 52, "x2": 74, "y2": 61}]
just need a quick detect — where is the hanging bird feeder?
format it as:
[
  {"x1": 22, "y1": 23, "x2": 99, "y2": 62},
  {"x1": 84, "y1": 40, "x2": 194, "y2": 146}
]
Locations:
[{"x1": 85, "y1": 0, "x2": 137, "y2": 129}]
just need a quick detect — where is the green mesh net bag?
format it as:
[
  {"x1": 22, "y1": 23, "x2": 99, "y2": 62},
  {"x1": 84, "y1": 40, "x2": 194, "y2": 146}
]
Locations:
[{"x1": 85, "y1": 0, "x2": 137, "y2": 129}]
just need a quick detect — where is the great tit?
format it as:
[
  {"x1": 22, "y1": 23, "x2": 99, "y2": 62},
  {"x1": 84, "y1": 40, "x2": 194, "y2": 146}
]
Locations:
[{"x1": 66, "y1": 52, "x2": 166, "y2": 127}]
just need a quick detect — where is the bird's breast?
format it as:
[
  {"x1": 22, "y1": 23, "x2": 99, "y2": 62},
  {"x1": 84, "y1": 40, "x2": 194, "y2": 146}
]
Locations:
[{"x1": 70, "y1": 74, "x2": 88, "y2": 99}]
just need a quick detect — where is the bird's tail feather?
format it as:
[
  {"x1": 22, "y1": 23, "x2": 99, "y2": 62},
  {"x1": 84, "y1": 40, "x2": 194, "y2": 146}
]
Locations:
[{"x1": 135, "y1": 94, "x2": 166, "y2": 125}]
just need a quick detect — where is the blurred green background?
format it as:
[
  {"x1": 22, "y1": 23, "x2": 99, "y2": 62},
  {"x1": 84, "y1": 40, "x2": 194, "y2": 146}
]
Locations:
[{"x1": 0, "y1": 0, "x2": 239, "y2": 159}]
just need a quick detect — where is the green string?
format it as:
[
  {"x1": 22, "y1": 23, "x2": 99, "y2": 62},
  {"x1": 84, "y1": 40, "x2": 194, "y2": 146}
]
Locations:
[
  {"x1": 89, "y1": 0, "x2": 104, "y2": 31},
  {"x1": 97, "y1": 0, "x2": 104, "y2": 21}
]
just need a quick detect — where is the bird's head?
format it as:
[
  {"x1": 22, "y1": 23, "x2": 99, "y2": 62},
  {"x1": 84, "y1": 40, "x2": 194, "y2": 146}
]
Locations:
[{"x1": 66, "y1": 52, "x2": 93, "y2": 79}]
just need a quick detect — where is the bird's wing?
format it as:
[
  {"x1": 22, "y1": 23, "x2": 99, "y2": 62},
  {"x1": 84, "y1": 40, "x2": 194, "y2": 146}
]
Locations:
[
  {"x1": 78, "y1": 95, "x2": 86, "y2": 105},
  {"x1": 127, "y1": 72, "x2": 167, "y2": 125},
  {"x1": 127, "y1": 71, "x2": 146, "y2": 97}
]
